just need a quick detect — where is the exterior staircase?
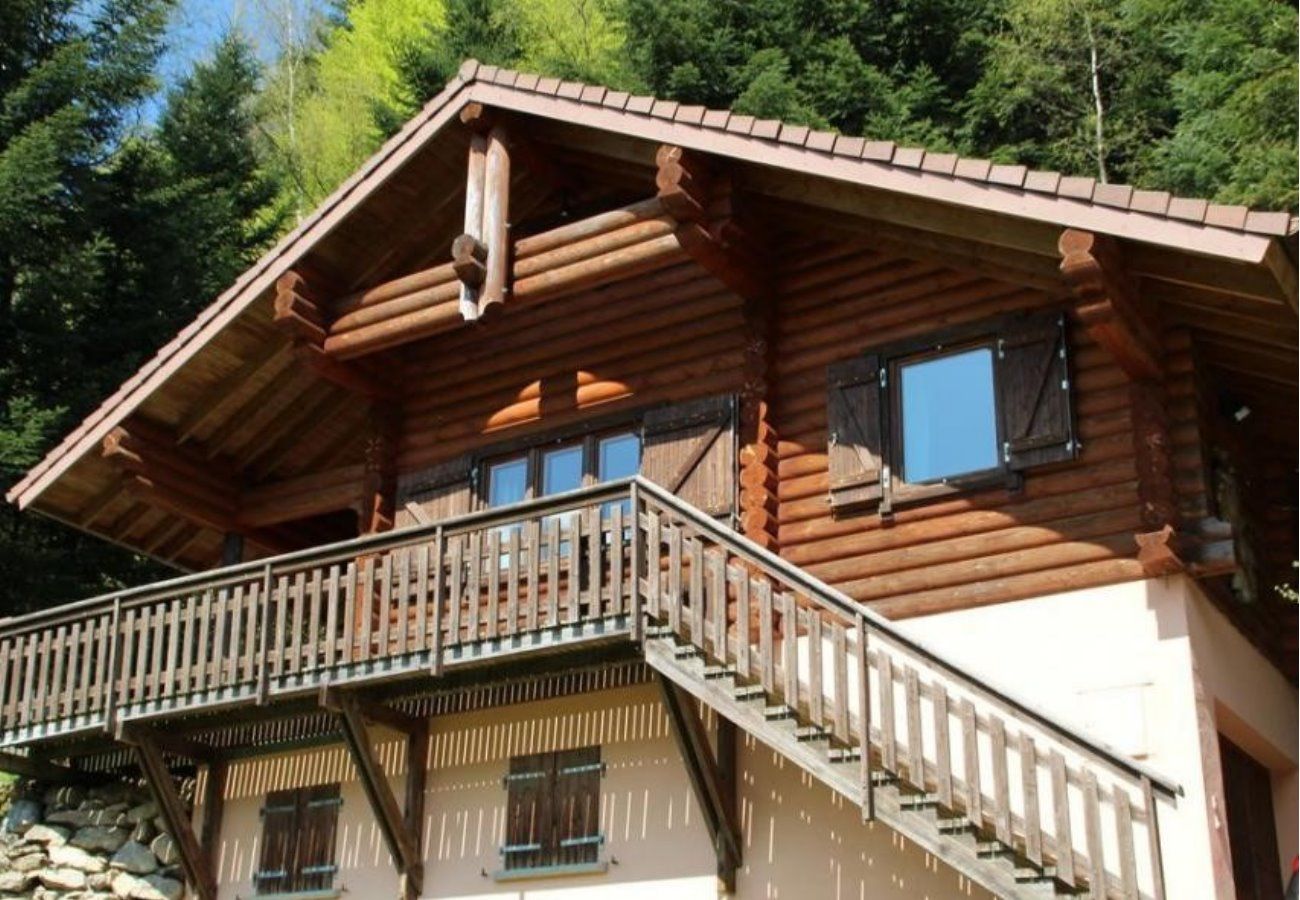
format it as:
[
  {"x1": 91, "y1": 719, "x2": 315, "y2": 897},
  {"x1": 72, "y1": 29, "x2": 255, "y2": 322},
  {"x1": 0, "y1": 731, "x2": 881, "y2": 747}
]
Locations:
[{"x1": 633, "y1": 479, "x2": 1177, "y2": 900}]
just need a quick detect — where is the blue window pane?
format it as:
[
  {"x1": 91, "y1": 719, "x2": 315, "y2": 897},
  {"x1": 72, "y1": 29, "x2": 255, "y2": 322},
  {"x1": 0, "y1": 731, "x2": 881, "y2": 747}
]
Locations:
[
  {"x1": 488, "y1": 457, "x2": 528, "y2": 507},
  {"x1": 900, "y1": 347, "x2": 999, "y2": 483},
  {"x1": 598, "y1": 433, "x2": 640, "y2": 482},
  {"x1": 542, "y1": 446, "x2": 583, "y2": 496}
]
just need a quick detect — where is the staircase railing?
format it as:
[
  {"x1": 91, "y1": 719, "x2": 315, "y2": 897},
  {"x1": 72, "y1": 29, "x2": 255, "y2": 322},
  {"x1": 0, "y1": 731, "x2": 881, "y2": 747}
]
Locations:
[
  {"x1": 0, "y1": 476, "x2": 1176, "y2": 897},
  {"x1": 633, "y1": 477, "x2": 1177, "y2": 900}
]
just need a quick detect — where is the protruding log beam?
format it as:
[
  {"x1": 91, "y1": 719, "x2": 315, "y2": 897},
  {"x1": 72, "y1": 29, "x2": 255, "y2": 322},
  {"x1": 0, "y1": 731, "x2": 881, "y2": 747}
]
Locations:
[
  {"x1": 479, "y1": 125, "x2": 512, "y2": 317},
  {"x1": 121, "y1": 726, "x2": 218, "y2": 900},
  {"x1": 656, "y1": 144, "x2": 711, "y2": 222},
  {"x1": 275, "y1": 270, "x2": 393, "y2": 398},
  {"x1": 1135, "y1": 525, "x2": 1185, "y2": 576},
  {"x1": 325, "y1": 689, "x2": 424, "y2": 899},
  {"x1": 657, "y1": 676, "x2": 741, "y2": 890},
  {"x1": 1059, "y1": 229, "x2": 1162, "y2": 381},
  {"x1": 451, "y1": 233, "x2": 487, "y2": 287},
  {"x1": 241, "y1": 464, "x2": 367, "y2": 528}
]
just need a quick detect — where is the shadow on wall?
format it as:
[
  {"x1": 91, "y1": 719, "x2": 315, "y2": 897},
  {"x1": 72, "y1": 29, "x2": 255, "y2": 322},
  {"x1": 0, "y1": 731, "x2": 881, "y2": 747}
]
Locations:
[{"x1": 204, "y1": 685, "x2": 994, "y2": 899}]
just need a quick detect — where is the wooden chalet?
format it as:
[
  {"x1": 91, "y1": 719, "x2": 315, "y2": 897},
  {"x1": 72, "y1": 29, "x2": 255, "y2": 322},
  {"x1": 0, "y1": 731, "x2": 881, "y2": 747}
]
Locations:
[{"x1": 1, "y1": 60, "x2": 1296, "y2": 900}]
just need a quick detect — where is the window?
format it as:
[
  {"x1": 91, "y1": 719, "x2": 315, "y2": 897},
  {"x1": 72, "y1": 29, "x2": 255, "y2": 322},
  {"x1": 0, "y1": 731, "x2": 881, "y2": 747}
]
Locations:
[
  {"x1": 499, "y1": 746, "x2": 604, "y2": 878},
  {"x1": 255, "y1": 784, "x2": 341, "y2": 895},
  {"x1": 827, "y1": 311, "x2": 1075, "y2": 514},
  {"x1": 482, "y1": 431, "x2": 641, "y2": 510},
  {"x1": 898, "y1": 345, "x2": 1000, "y2": 483}
]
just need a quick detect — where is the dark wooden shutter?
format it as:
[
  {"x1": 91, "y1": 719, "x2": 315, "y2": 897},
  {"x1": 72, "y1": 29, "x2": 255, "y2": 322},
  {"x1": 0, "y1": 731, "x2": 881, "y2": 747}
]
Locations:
[
  {"x1": 504, "y1": 752, "x2": 551, "y2": 872},
  {"x1": 826, "y1": 355, "x2": 886, "y2": 512},
  {"x1": 256, "y1": 789, "x2": 298, "y2": 894},
  {"x1": 1220, "y1": 736, "x2": 1282, "y2": 900},
  {"x1": 395, "y1": 454, "x2": 474, "y2": 528},
  {"x1": 641, "y1": 395, "x2": 736, "y2": 517},
  {"x1": 553, "y1": 746, "x2": 601, "y2": 867},
  {"x1": 296, "y1": 784, "x2": 342, "y2": 891},
  {"x1": 996, "y1": 312, "x2": 1076, "y2": 471}
]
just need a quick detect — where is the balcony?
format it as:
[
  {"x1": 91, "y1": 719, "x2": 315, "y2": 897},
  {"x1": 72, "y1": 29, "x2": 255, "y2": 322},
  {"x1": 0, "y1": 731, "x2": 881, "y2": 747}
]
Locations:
[{"x1": 0, "y1": 477, "x2": 1177, "y2": 899}]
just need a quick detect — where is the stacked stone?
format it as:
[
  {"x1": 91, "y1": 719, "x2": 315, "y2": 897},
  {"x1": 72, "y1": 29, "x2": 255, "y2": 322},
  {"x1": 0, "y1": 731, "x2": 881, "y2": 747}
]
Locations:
[{"x1": 0, "y1": 782, "x2": 184, "y2": 900}]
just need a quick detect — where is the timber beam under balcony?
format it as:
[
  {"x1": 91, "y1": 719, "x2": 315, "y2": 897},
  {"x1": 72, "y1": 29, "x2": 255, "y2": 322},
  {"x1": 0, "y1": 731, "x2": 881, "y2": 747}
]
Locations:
[{"x1": 323, "y1": 687, "x2": 427, "y2": 900}]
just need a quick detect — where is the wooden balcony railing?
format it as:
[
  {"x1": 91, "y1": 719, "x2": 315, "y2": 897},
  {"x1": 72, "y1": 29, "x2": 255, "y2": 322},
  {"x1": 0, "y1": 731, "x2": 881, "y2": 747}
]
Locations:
[{"x1": 0, "y1": 477, "x2": 1177, "y2": 898}]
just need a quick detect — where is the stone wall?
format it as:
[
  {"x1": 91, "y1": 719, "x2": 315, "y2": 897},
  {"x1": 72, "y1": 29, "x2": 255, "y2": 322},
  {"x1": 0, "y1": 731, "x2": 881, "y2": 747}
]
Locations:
[{"x1": 0, "y1": 780, "x2": 185, "y2": 900}]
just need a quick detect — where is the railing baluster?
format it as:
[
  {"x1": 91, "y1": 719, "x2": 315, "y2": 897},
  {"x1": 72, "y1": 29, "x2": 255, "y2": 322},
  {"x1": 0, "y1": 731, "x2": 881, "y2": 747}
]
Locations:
[
  {"x1": 757, "y1": 580, "x2": 774, "y2": 694},
  {"x1": 807, "y1": 609, "x2": 822, "y2": 726},
  {"x1": 564, "y1": 514, "x2": 580, "y2": 626},
  {"x1": 709, "y1": 552, "x2": 726, "y2": 663},
  {"x1": 486, "y1": 531, "x2": 501, "y2": 640},
  {"x1": 990, "y1": 716, "x2": 1012, "y2": 844},
  {"x1": 325, "y1": 567, "x2": 340, "y2": 670},
  {"x1": 466, "y1": 533, "x2": 481, "y2": 643},
  {"x1": 960, "y1": 698, "x2": 981, "y2": 831},
  {"x1": 243, "y1": 581, "x2": 259, "y2": 686},
  {"x1": 1020, "y1": 733, "x2": 1043, "y2": 865},
  {"x1": 609, "y1": 504, "x2": 624, "y2": 617},
  {"x1": 149, "y1": 602, "x2": 166, "y2": 701},
  {"x1": 506, "y1": 527, "x2": 520, "y2": 637},
  {"x1": 832, "y1": 621, "x2": 849, "y2": 744},
  {"x1": 525, "y1": 520, "x2": 540, "y2": 631},
  {"x1": 1113, "y1": 785, "x2": 1138, "y2": 899},
  {"x1": 628, "y1": 483, "x2": 641, "y2": 640},
  {"x1": 667, "y1": 524, "x2": 682, "y2": 634},
  {"x1": 448, "y1": 538, "x2": 463, "y2": 645},
  {"x1": 378, "y1": 554, "x2": 393, "y2": 658},
  {"x1": 274, "y1": 574, "x2": 290, "y2": 673},
  {"x1": 309, "y1": 569, "x2": 325, "y2": 668},
  {"x1": 546, "y1": 517, "x2": 561, "y2": 627},
  {"x1": 585, "y1": 505, "x2": 601, "y2": 621},
  {"x1": 47, "y1": 626, "x2": 65, "y2": 724},
  {"x1": 781, "y1": 592, "x2": 798, "y2": 710},
  {"x1": 645, "y1": 510, "x2": 661, "y2": 620},
  {"x1": 342, "y1": 562, "x2": 356, "y2": 666},
  {"x1": 180, "y1": 594, "x2": 196, "y2": 695},
  {"x1": 104, "y1": 600, "x2": 122, "y2": 730},
  {"x1": 64, "y1": 622, "x2": 81, "y2": 719},
  {"x1": 195, "y1": 591, "x2": 212, "y2": 694},
  {"x1": 166, "y1": 599, "x2": 182, "y2": 698},
  {"x1": 856, "y1": 614, "x2": 873, "y2": 820},
  {"x1": 430, "y1": 528, "x2": 445, "y2": 673},
  {"x1": 118, "y1": 608, "x2": 136, "y2": 719},
  {"x1": 211, "y1": 589, "x2": 229, "y2": 689},
  {"x1": 688, "y1": 537, "x2": 704, "y2": 646},
  {"x1": 933, "y1": 684, "x2": 952, "y2": 810},
  {"x1": 256, "y1": 564, "x2": 273, "y2": 704},
  {"x1": 1051, "y1": 750, "x2": 1076, "y2": 887},
  {"x1": 904, "y1": 667, "x2": 923, "y2": 788},
  {"x1": 1142, "y1": 776, "x2": 1166, "y2": 900},
  {"x1": 1083, "y1": 770, "x2": 1106, "y2": 898},
  {"x1": 395, "y1": 550, "x2": 410, "y2": 656},
  {"x1": 876, "y1": 649, "x2": 893, "y2": 773},
  {"x1": 735, "y1": 569, "x2": 751, "y2": 682}
]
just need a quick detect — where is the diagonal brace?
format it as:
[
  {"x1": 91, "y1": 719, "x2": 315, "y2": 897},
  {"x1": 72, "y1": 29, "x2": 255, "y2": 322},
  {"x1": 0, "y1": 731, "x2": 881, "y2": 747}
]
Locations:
[
  {"x1": 122, "y1": 726, "x2": 218, "y2": 900},
  {"x1": 657, "y1": 674, "x2": 742, "y2": 890},
  {"x1": 326, "y1": 688, "x2": 424, "y2": 899}
]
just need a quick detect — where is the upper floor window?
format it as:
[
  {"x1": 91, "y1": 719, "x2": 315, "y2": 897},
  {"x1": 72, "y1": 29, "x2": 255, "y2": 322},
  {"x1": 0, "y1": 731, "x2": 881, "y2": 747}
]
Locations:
[
  {"x1": 483, "y1": 431, "x2": 641, "y2": 509},
  {"x1": 827, "y1": 311, "x2": 1076, "y2": 515},
  {"x1": 255, "y1": 783, "x2": 341, "y2": 896}
]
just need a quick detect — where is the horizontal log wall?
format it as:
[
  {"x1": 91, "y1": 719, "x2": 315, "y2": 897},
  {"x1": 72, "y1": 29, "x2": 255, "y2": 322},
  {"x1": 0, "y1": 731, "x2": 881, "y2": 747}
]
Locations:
[
  {"x1": 769, "y1": 242, "x2": 1145, "y2": 618},
  {"x1": 397, "y1": 261, "x2": 748, "y2": 470}
]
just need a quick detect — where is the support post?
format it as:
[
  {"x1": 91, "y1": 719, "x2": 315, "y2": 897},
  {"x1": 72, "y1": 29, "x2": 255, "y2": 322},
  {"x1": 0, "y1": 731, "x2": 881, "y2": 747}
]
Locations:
[
  {"x1": 221, "y1": 533, "x2": 244, "y2": 567},
  {"x1": 656, "y1": 675, "x2": 741, "y2": 890},
  {"x1": 199, "y1": 760, "x2": 228, "y2": 875},
  {"x1": 479, "y1": 125, "x2": 512, "y2": 317},
  {"x1": 326, "y1": 689, "x2": 424, "y2": 899},
  {"x1": 123, "y1": 727, "x2": 218, "y2": 900}
]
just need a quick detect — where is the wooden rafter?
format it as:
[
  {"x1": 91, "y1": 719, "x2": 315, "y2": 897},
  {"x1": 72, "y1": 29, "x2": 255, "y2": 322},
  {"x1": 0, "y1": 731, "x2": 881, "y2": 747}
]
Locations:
[
  {"x1": 1059, "y1": 229, "x2": 1162, "y2": 381},
  {"x1": 657, "y1": 675, "x2": 741, "y2": 890},
  {"x1": 120, "y1": 726, "x2": 218, "y2": 900},
  {"x1": 325, "y1": 689, "x2": 425, "y2": 899}
]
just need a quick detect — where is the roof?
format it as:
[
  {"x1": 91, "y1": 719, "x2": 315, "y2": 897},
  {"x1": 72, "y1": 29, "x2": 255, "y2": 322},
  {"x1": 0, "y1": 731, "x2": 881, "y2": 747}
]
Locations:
[{"x1": 7, "y1": 59, "x2": 1297, "y2": 553}]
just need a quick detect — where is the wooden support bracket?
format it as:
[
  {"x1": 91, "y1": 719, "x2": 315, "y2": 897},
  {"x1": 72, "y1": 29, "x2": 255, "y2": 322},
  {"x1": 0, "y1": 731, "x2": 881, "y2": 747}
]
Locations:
[
  {"x1": 1135, "y1": 525, "x2": 1186, "y2": 576},
  {"x1": 120, "y1": 726, "x2": 218, "y2": 900},
  {"x1": 325, "y1": 688, "x2": 424, "y2": 899},
  {"x1": 657, "y1": 675, "x2": 741, "y2": 890},
  {"x1": 1059, "y1": 229, "x2": 1163, "y2": 381},
  {"x1": 275, "y1": 270, "x2": 394, "y2": 398}
]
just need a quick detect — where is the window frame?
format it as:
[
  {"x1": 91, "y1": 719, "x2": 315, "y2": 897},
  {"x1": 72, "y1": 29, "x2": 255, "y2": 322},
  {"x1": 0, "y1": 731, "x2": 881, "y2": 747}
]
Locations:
[
  {"x1": 477, "y1": 425, "x2": 641, "y2": 511},
  {"x1": 254, "y1": 783, "x2": 343, "y2": 898},
  {"x1": 497, "y1": 745, "x2": 607, "y2": 880},
  {"x1": 886, "y1": 335, "x2": 1010, "y2": 505}
]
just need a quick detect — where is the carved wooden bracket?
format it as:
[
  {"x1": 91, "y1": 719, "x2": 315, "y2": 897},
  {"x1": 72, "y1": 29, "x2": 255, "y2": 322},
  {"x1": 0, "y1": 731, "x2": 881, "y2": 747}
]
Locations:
[
  {"x1": 1059, "y1": 229, "x2": 1162, "y2": 381},
  {"x1": 274, "y1": 270, "x2": 392, "y2": 398}
]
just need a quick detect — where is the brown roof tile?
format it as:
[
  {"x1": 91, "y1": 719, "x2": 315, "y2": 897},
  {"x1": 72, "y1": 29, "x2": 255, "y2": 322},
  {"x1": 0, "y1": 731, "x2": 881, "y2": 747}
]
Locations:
[
  {"x1": 650, "y1": 100, "x2": 678, "y2": 119},
  {"x1": 1244, "y1": 210, "x2": 1293, "y2": 235},
  {"x1": 751, "y1": 119, "x2": 782, "y2": 140},
  {"x1": 478, "y1": 65, "x2": 499, "y2": 83},
  {"x1": 778, "y1": 124, "x2": 810, "y2": 146},
  {"x1": 557, "y1": 80, "x2": 584, "y2": 100},
  {"x1": 492, "y1": 68, "x2": 519, "y2": 86},
  {"x1": 1092, "y1": 183, "x2": 1134, "y2": 209},
  {"x1": 1058, "y1": 176, "x2": 1096, "y2": 200},
  {"x1": 579, "y1": 85, "x2": 606, "y2": 104},
  {"x1": 805, "y1": 130, "x2": 837, "y2": 153},
  {"x1": 862, "y1": 141, "x2": 896, "y2": 162},
  {"x1": 535, "y1": 76, "x2": 562, "y2": 95},
  {"x1": 674, "y1": 105, "x2": 706, "y2": 125},
  {"x1": 725, "y1": 115, "x2": 755, "y2": 135},
  {"x1": 1130, "y1": 190, "x2": 1171, "y2": 215},
  {"x1": 1023, "y1": 171, "x2": 1062, "y2": 193},
  {"x1": 1167, "y1": 197, "x2": 1209, "y2": 223},
  {"x1": 833, "y1": 135, "x2": 865, "y2": 158},
  {"x1": 1204, "y1": 204, "x2": 1249, "y2": 230},
  {"x1": 701, "y1": 109, "x2": 730, "y2": 129},
  {"x1": 954, "y1": 158, "x2": 993, "y2": 181},
  {"x1": 603, "y1": 90, "x2": 629, "y2": 110},
  {"x1": 921, "y1": 153, "x2": 958, "y2": 175},
  {"x1": 988, "y1": 165, "x2": 1027, "y2": 187},
  {"x1": 892, "y1": 147, "x2": 926, "y2": 169},
  {"x1": 624, "y1": 95, "x2": 655, "y2": 115},
  {"x1": 514, "y1": 72, "x2": 540, "y2": 91}
]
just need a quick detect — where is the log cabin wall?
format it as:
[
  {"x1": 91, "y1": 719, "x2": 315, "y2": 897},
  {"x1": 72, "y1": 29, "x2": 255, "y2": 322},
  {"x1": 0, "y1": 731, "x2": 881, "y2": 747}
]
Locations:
[
  {"x1": 768, "y1": 240, "x2": 1146, "y2": 619},
  {"x1": 395, "y1": 259, "x2": 748, "y2": 475}
]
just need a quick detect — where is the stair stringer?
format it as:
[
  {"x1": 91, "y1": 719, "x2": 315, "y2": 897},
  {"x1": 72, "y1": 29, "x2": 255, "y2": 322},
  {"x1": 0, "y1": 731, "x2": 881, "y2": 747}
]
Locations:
[{"x1": 644, "y1": 637, "x2": 1055, "y2": 900}]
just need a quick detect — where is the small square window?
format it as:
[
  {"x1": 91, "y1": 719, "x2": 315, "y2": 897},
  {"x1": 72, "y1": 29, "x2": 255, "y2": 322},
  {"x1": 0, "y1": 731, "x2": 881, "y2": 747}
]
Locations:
[
  {"x1": 898, "y1": 346, "x2": 1000, "y2": 484},
  {"x1": 499, "y1": 746, "x2": 604, "y2": 879}
]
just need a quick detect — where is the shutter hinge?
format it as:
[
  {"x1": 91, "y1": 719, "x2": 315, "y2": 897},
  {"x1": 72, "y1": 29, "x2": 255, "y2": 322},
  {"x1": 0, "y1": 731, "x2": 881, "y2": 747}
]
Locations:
[
  {"x1": 1002, "y1": 441, "x2": 1011, "y2": 464},
  {"x1": 879, "y1": 367, "x2": 887, "y2": 387},
  {"x1": 997, "y1": 338, "x2": 1006, "y2": 359}
]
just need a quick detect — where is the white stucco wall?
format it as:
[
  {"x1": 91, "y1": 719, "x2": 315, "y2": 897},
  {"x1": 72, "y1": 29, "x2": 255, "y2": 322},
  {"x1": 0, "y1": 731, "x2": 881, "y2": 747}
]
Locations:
[
  {"x1": 897, "y1": 573, "x2": 1298, "y2": 900},
  {"x1": 199, "y1": 683, "x2": 992, "y2": 900}
]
